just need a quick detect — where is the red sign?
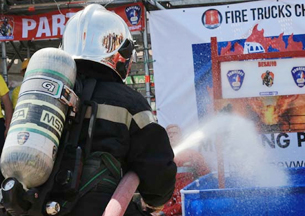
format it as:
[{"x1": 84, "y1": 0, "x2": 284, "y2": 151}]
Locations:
[{"x1": 0, "y1": 2, "x2": 145, "y2": 41}]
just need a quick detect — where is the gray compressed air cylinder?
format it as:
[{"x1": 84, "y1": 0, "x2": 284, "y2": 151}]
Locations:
[{"x1": 1, "y1": 48, "x2": 76, "y2": 188}]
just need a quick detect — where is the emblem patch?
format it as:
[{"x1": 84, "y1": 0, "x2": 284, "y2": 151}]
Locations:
[
  {"x1": 227, "y1": 69, "x2": 245, "y2": 91},
  {"x1": 261, "y1": 70, "x2": 274, "y2": 87},
  {"x1": 17, "y1": 132, "x2": 30, "y2": 145},
  {"x1": 125, "y1": 5, "x2": 141, "y2": 25},
  {"x1": 291, "y1": 66, "x2": 305, "y2": 88}
]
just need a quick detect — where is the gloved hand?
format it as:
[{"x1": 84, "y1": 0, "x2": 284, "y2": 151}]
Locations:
[
  {"x1": 151, "y1": 211, "x2": 165, "y2": 216},
  {"x1": 145, "y1": 204, "x2": 164, "y2": 214}
]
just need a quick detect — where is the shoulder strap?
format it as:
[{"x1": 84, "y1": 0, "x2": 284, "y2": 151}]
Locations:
[{"x1": 70, "y1": 78, "x2": 97, "y2": 148}]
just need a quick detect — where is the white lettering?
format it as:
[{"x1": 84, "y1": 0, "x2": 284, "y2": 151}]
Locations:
[
  {"x1": 292, "y1": 67, "x2": 305, "y2": 73},
  {"x1": 22, "y1": 19, "x2": 36, "y2": 38},
  {"x1": 36, "y1": 17, "x2": 51, "y2": 37},
  {"x1": 52, "y1": 14, "x2": 65, "y2": 36},
  {"x1": 228, "y1": 70, "x2": 244, "y2": 77}
]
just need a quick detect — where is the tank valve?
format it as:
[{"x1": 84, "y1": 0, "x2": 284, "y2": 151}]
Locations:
[{"x1": 46, "y1": 201, "x2": 60, "y2": 215}]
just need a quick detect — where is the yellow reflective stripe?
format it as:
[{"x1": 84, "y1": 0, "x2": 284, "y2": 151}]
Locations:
[
  {"x1": 86, "y1": 104, "x2": 132, "y2": 129},
  {"x1": 85, "y1": 104, "x2": 156, "y2": 129},
  {"x1": 16, "y1": 99, "x2": 65, "y2": 119},
  {"x1": 133, "y1": 111, "x2": 156, "y2": 129}
]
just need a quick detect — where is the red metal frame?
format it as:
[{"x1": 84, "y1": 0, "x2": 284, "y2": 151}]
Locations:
[
  {"x1": 211, "y1": 36, "x2": 305, "y2": 188},
  {"x1": 211, "y1": 36, "x2": 305, "y2": 100}
]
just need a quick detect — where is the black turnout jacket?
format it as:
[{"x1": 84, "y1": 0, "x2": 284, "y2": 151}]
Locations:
[{"x1": 73, "y1": 63, "x2": 177, "y2": 216}]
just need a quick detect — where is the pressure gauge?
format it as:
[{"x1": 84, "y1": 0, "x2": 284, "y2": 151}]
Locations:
[{"x1": 2, "y1": 179, "x2": 16, "y2": 191}]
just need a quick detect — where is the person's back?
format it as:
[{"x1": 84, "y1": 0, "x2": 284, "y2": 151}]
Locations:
[
  {"x1": 69, "y1": 75, "x2": 176, "y2": 216},
  {"x1": 62, "y1": 4, "x2": 177, "y2": 216}
]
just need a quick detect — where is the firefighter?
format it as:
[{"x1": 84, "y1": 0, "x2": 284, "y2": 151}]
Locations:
[{"x1": 61, "y1": 4, "x2": 176, "y2": 216}]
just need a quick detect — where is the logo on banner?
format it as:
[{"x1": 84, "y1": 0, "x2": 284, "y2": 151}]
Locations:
[
  {"x1": 0, "y1": 16, "x2": 14, "y2": 40},
  {"x1": 261, "y1": 70, "x2": 274, "y2": 87},
  {"x1": 125, "y1": 5, "x2": 141, "y2": 25},
  {"x1": 227, "y1": 70, "x2": 245, "y2": 91},
  {"x1": 17, "y1": 132, "x2": 30, "y2": 145},
  {"x1": 291, "y1": 66, "x2": 305, "y2": 88},
  {"x1": 202, "y1": 9, "x2": 222, "y2": 29}
]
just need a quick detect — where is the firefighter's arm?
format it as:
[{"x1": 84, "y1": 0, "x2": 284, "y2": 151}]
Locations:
[{"x1": 128, "y1": 122, "x2": 177, "y2": 208}]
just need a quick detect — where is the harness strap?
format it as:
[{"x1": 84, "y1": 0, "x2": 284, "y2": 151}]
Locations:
[
  {"x1": 70, "y1": 78, "x2": 97, "y2": 148},
  {"x1": 60, "y1": 152, "x2": 121, "y2": 214}
]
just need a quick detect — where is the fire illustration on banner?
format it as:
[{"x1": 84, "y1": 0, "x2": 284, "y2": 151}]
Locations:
[
  {"x1": 221, "y1": 24, "x2": 303, "y2": 55},
  {"x1": 214, "y1": 24, "x2": 305, "y2": 132},
  {"x1": 193, "y1": 22, "x2": 305, "y2": 132}
]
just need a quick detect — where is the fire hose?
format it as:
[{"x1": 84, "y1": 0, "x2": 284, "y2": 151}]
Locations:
[{"x1": 102, "y1": 171, "x2": 140, "y2": 216}]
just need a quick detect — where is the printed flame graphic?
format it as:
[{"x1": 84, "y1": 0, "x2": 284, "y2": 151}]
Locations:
[
  {"x1": 221, "y1": 24, "x2": 303, "y2": 55},
  {"x1": 215, "y1": 95, "x2": 305, "y2": 133},
  {"x1": 247, "y1": 96, "x2": 298, "y2": 126},
  {"x1": 216, "y1": 24, "x2": 305, "y2": 132}
]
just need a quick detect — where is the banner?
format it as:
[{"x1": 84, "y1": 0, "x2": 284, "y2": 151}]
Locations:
[
  {"x1": 0, "y1": 2, "x2": 145, "y2": 41},
  {"x1": 150, "y1": 0, "x2": 305, "y2": 171}
]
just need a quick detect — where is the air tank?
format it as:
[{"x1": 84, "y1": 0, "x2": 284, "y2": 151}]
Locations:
[{"x1": 1, "y1": 48, "x2": 77, "y2": 188}]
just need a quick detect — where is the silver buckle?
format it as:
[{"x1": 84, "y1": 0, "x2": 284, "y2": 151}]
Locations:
[{"x1": 60, "y1": 85, "x2": 79, "y2": 113}]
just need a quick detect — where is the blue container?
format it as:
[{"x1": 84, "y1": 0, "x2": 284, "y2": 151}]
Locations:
[{"x1": 181, "y1": 168, "x2": 305, "y2": 216}]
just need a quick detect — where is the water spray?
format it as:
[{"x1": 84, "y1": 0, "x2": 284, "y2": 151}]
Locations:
[{"x1": 172, "y1": 113, "x2": 288, "y2": 188}]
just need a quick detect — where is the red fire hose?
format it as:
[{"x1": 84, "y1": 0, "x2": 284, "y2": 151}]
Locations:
[{"x1": 102, "y1": 171, "x2": 140, "y2": 216}]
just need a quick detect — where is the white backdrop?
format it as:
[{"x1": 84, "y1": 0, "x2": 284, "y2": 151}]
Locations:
[{"x1": 149, "y1": 0, "x2": 305, "y2": 171}]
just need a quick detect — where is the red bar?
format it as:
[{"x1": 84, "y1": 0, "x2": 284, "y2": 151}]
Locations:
[
  {"x1": 217, "y1": 50, "x2": 305, "y2": 62},
  {"x1": 211, "y1": 37, "x2": 222, "y2": 99},
  {"x1": 145, "y1": 75, "x2": 150, "y2": 83}
]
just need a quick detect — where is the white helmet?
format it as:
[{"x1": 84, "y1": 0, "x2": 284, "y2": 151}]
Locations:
[{"x1": 62, "y1": 4, "x2": 135, "y2": 80}]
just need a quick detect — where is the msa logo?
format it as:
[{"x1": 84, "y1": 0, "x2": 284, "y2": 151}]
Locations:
[
  {"x1": 12, "y1": 108, "x2": 28, "y2": 123},
  {"x1": 42, "y1": 82, "x2": 55, "y2": 92},
  {"x1": 40, "y1": 110, "x2": 63, "y2": 134}
]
